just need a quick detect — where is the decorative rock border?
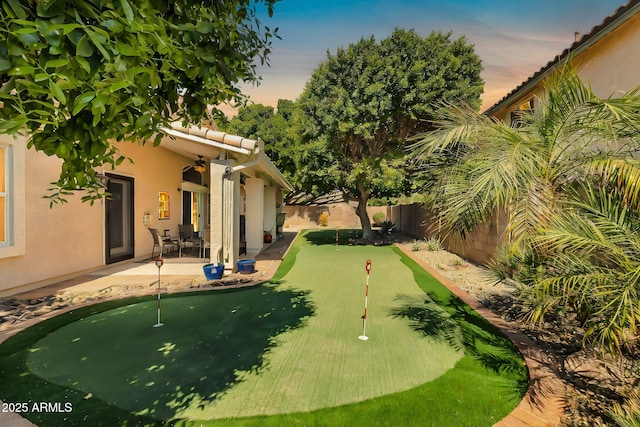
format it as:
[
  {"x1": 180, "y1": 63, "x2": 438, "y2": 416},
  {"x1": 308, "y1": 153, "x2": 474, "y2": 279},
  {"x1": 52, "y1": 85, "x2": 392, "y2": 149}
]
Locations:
[{"x1": 395, "y1": 243, "x2": 566, "y2": 427}]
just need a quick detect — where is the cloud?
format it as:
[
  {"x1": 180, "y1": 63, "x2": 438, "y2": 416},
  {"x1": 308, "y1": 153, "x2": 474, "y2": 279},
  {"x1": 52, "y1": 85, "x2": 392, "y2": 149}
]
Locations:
[{"x1": 236, "y1": 0, "x2": 624, "y2": 113}]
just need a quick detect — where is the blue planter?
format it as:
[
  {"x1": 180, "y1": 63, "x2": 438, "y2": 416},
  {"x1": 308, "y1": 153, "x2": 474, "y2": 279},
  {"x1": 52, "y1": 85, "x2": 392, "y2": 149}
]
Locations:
[
  {"x1": 237, "y1": 259, "x2": 256, "y2": 274},
  {"x1": 203, "y1": 264, "x2": 224, "y2": 280}
]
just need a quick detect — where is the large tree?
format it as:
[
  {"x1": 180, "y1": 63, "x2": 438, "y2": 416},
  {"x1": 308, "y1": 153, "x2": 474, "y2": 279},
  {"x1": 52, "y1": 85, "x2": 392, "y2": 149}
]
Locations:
[
  {"x1": 0, "y1": 0, "x2": 278, "y2": 203},
  {"x1": 296, "y1": 28, "x2": 483, "y2": 240},
  {"x1": 221, "y1": 99, "x2": 297, "y2": 181}
]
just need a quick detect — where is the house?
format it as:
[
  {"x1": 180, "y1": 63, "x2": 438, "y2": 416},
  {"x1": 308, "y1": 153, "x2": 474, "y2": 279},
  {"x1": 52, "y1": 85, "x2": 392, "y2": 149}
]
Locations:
[
  {"x1": 438, "y1": 0, "x2": 640, "y2": 264},
  {"x1": 485, "y1": 0, "x2": 640, "y2": 122},
  {"x1": 0, "y1": 122, "x2": 292, "y2": 296}
]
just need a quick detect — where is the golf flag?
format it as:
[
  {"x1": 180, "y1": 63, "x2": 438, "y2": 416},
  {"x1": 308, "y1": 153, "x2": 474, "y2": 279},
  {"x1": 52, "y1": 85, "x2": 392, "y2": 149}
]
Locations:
[{"x1": 359, "y1": 259, "x2": 372, "y2": 341}]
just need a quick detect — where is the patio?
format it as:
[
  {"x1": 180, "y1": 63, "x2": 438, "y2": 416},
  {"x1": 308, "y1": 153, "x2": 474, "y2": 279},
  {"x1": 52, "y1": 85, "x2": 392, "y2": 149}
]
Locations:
[{"x1": 0, "y1": 231, "x2": 298, "y2": 335}]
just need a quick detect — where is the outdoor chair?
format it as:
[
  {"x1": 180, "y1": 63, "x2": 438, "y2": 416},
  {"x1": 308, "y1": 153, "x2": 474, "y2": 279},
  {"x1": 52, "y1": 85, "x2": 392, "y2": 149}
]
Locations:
[
  {"x1": 148, "y1": 227, "x2": 177, "y2": 258},
  {"x1": 178, "y1": 224, "x2": 203, "y2": 257}
]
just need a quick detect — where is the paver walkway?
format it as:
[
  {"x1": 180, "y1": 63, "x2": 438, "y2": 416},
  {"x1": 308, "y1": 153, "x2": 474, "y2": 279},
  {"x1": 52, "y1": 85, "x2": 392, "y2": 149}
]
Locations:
[{"x1": 1, "y1": 231, "x2": 565, "y2": 426}]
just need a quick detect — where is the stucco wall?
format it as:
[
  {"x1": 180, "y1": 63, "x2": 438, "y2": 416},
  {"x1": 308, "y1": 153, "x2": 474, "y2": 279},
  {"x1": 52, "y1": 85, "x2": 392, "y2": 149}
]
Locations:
[
  {"x1": 573, "y1": 13, "x2": 640, "y2": 97},
  {"x1": 0, "y1": 141, "x2": 193, "y2": 295},
  {"x1": 115, "y1": 142, "x2": 194, "y2": 257},
  {"x1": 284, "y1": 203, "x2": 364, "y2": 229},
  {"x1": 0, "y1": 148, "x2": 103, "y2": 294},
  {"x1": 491, "y1": 12, "x2": 640, "y2": 120}
]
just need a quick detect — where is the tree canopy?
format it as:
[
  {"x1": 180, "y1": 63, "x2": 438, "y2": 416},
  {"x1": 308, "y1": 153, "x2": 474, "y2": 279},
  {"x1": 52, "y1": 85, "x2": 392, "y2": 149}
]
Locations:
[
  {"x1": 0, "y1": 0, "x2": 278, "y2": 203},
  {"x1": 296, "y1": 28, "x2": 483, "y2": 239},
  {"x1": 221, "y1": 99, "x2": 297, "y2": 181}
]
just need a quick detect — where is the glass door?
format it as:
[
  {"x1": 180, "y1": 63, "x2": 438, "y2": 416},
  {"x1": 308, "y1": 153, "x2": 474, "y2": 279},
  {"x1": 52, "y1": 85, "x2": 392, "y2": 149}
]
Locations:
[{"x1": 105, "y1": 174, "x2": 134, "y2": 264}]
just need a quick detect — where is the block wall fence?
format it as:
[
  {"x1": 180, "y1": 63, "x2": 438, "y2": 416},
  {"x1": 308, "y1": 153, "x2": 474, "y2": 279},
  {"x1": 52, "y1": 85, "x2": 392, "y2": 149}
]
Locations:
[{"x1": 282, "y1": 203, "x2": 507, "y2": 265}]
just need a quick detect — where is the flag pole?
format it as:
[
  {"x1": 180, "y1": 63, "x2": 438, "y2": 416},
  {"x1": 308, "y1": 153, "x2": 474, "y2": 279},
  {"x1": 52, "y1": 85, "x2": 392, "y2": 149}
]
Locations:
[
  {"x1": 359, "y1": 259, "x2": 372, "y2": 341},
  {"x1": 153, "y1": 257, "x2": 164, "y2": 328}
]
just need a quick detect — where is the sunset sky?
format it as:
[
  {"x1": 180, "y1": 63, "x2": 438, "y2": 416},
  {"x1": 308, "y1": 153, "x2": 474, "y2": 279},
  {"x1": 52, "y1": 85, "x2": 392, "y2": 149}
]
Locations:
[{"x1": 222, "y1": 0, "x2": 626, "y2": 116}]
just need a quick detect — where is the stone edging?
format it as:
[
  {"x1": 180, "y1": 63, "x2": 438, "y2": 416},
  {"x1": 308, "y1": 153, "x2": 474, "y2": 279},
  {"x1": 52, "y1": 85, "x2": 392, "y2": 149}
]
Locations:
[{"x1": 395, "y1": 243, "x2": 566, "y2": 427}]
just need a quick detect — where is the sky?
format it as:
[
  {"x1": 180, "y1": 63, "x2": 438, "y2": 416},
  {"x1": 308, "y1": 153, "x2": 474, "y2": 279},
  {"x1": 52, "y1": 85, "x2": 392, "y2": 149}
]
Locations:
[{"x1": 221, "y1": 0, "x2": 627, "y2": 117}]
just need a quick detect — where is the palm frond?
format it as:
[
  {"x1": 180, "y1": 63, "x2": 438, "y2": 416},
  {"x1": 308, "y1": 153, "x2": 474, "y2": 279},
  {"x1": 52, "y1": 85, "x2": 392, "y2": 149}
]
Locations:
[{"x1": 591, "y1": 158, "x2": 640, "y2": 211}]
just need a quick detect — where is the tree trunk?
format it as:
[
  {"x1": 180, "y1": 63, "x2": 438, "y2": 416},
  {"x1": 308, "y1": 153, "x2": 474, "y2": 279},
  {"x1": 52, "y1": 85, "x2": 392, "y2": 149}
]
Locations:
[{"x1": 355, "y1": 186, "x2": 374, "y2": 240}]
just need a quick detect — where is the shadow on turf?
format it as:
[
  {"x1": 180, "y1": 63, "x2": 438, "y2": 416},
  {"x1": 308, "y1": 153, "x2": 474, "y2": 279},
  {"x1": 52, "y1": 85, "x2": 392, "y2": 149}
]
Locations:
[
  {"x1": 0, "y1": 284, "x2": 315, "y2": 426},
  {"x1": 390, "y1": 293, "x2": 529, "y2": 398},
  {"x1": 302, "y1": 229, "x2": 361, "y2": 246}
]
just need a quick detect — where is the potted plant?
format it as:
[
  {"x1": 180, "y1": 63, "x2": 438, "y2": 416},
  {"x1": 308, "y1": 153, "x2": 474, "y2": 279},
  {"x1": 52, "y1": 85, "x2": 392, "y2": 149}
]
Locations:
[
  {"x1": 264, "y1": 229, "x2": 273, "y2": 243},
  {"x1": 203, "y1": 263, "x2": 224, "y2": 280}
]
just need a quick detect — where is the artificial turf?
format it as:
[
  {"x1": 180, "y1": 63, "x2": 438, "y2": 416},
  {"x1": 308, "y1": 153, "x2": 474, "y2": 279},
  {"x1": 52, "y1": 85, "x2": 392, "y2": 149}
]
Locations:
[{"x1": 0, "y1": 229, "x2": 527, "y2": 426}]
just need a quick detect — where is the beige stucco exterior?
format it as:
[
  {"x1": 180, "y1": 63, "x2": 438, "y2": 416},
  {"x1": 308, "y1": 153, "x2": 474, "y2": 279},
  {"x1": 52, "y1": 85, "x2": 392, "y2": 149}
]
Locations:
[
  {"x1": 0, "y1": 127, "x2": 291, "y2": 296},
  {"x1": 489, "y1": 5, "x2": 640, "y2": 122},
  {"x1": 0, "y1": 140, "x2": 193, "y2": 294},
  {"x1": 572, "y1": 12, "x2": 640, "y2": 96}
]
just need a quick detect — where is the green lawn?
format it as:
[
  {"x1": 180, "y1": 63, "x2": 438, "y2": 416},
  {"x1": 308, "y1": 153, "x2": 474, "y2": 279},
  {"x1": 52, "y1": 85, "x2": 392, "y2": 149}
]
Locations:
[{"x1": 0, "y1": 229, "x2": 527, "y2": 426}]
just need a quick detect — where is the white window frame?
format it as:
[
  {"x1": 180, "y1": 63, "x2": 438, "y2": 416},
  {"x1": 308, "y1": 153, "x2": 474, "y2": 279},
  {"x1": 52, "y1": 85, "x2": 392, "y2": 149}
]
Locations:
[{"x1": 0, "y1": 134, "x2": 26, "y2": 259}]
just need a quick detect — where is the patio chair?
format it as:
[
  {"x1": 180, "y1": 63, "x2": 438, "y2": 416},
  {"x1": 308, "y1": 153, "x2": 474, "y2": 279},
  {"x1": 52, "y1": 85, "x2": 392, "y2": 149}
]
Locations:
[
  {"x1": 148, "y1": 227, "x2": 177, "y2": 258},
  {"x1": 178, "y1": 224, "x2": 203, "y2": 257}
]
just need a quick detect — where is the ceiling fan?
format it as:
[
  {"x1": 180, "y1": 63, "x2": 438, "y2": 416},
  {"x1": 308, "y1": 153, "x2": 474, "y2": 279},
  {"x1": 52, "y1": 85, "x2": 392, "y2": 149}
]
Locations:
[{"x1": 193, "y1": 155, "x2": 206, "y2": 172}]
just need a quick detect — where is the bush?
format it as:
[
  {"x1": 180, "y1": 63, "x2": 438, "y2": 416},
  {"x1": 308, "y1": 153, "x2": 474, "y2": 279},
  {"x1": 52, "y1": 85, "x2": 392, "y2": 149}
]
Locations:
[
  {"x1": 380, "y1": 219, "x2": 396, "y2": 235},
  {"x1": 318, "y1": 212, "x2": 329, "y2": 227},
  {"x1": 372, "y1": 212, "x2": 386, "y2": 225},
  {"x1": 424, "y1": 237, "x2": 443, "y2": 251},
  {"x1": 411, "y1": 239, "x2": 424, "y2": 251},
  {"x1": 609, "y1": 392, "x2": 640, "y2": 427}
]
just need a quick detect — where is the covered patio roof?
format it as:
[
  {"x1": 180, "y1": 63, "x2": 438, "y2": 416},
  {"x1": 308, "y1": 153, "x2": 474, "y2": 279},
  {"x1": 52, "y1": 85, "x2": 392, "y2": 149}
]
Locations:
[{"x1": 159, "y1": 122, "x2": 292, "y2": 191}]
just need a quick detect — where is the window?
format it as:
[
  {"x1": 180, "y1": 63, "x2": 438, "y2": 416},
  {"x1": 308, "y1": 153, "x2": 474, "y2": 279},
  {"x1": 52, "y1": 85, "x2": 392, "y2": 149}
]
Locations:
[
  {"x1": 510, "y1": 98, "x2": 535, "y2": 127},
  {"x1": 0, "y1": 134, "x2": 25, "y2": 258},
  {"x1": 158, "y1": 191, "x2": 170, "y2": 220}
]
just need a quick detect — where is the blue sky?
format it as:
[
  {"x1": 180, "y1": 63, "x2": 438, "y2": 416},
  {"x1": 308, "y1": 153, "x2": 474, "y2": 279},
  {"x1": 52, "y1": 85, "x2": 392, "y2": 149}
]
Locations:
[{"x1": 223, "y1": 0, "x2": 627, "y2": 115}]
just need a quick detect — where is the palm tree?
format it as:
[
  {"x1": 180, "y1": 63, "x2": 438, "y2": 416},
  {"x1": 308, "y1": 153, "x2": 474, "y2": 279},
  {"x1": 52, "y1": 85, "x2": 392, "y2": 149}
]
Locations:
[
  {"x1": 533, "y1": 182, "x2": 640, "y2": 353},
  {"x1": 409, "y1": 63, "x2": 640, "y2": 353},
  {"x1": 411, "y1": 64, "x2": 639, "y2": 247}
]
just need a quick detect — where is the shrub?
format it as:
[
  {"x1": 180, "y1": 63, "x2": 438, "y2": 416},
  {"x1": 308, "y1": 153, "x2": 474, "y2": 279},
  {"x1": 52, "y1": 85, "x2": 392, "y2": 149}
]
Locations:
[
  {"x1": 380, "y1": 219, "x2": 396, "y2": 234},
  {"x1": 318, "y1": 212, "x2": 329, "y2": 227},
  {"x1": 424, "y1": 237, "x2": 443, "y2": 251},
  {"x1": 372, "y1": 212, "x2": 386, "y2": 225},
  {"x1": 411, "y1": 239, "x2": 424, "y2": 251},
  {"x1": 608, "y1": 392, "x2": 640, "y2": 427}
]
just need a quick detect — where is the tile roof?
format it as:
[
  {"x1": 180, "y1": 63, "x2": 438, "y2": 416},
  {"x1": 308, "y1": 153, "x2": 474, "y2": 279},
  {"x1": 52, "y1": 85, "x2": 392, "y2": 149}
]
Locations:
[{"x1": 484, "y1": 0, "x2": 640, "y2": 116}]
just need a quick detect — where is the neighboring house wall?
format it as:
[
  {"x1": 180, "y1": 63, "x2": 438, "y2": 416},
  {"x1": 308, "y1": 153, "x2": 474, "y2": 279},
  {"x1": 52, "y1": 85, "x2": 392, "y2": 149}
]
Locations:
[
  {"x1": 491, "y1": 5, "x2": 640, "y2": 122},
  {"x1": 456, "y1": 3, "x2": 640, "y2": 263},
  {"x1": 573, "y1": 12, "x2": 640, "y2": 98}
]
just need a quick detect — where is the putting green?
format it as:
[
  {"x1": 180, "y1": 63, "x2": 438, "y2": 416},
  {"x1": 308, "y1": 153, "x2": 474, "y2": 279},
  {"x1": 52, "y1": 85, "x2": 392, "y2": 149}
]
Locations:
[
  {"x1": 1, "y1": 229, "x2": 526, "y2": 426},
  {"x1": 26, "y1": 233, "x2": 462, "y2": 421},
  {"x1": 178, "y1": 237, "x2": 463, "y2": 419}
]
